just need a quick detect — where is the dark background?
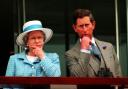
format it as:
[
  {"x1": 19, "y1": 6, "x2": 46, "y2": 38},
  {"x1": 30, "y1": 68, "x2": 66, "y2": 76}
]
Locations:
[{"x1": 0, "y1": 0, "x2": 127, "y2": 76}]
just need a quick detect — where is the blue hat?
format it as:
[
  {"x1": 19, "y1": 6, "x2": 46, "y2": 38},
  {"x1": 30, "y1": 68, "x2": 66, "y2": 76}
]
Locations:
[{"x1": 16, "y1": 20, "x2": 53, "y2": 47}]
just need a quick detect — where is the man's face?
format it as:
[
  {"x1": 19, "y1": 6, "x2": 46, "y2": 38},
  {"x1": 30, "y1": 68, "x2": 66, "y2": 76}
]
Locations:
[{"x1": 73, "y1": 16, "x2": 95, "y2": 38}]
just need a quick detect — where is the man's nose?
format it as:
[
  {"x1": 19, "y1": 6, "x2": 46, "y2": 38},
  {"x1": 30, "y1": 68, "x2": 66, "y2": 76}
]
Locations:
[
  {"x1": 83, "y1": 25, "x2": 86, "y2": 29},
  {"x1": 82, "y1": 25, "x2": 87, "y2": 30}
]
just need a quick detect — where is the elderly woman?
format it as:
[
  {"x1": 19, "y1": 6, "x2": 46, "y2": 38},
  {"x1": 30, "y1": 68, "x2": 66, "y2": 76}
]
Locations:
[{"x1": 5, "y1": 20, "x2": 61, "y2": 77}]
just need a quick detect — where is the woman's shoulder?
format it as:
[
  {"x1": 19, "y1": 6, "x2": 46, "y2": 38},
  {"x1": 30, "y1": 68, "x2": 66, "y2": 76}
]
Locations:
[
  {"x1": 9, "y1": 51, "x2": 25, "y2": 58},
  {"x1": 45, "y1": 52, "x2": 59, "y2": 57},
  {"x1": 44, "y1": 53, "x2": 59, "y2": 62}
]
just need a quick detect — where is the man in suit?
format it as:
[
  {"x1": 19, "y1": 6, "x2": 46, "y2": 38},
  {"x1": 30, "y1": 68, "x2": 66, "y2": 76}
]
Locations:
[{"x1": 65, "y1": 9, "x2": 122, "y2": 89}]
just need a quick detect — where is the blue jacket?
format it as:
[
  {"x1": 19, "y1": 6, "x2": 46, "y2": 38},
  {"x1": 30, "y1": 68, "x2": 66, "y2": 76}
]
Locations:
[{"x1": 6, "y1": 51, "x2": 61, "y2": 77}]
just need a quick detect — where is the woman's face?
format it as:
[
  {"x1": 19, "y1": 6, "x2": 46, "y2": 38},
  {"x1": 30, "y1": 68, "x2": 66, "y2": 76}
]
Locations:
[{"x1": 26, "y1": 30, "x2": 45, "y2": 51}]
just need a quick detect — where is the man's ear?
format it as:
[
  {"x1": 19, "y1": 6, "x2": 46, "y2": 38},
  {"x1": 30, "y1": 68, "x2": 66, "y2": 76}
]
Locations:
[
  {"x1": 92, "y1": 21, "x2": 96, "y2": 31},
  {"x1": 72, "y1": 24, "x2": 77, "y2": 32}
]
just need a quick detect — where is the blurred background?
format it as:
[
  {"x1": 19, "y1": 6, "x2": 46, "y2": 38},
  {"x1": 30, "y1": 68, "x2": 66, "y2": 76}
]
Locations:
[{"x1": 0, "y1": 0, "x2": 128, "y2": 77}]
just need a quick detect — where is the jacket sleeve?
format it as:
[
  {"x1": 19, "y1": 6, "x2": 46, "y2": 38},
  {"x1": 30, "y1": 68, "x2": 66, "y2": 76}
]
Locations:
[
  {"x1": 112, "y1": 45, "x2": 122, "y2": 77},
  {"x1": 40, "y1": 53, "x2": 61, "y2": 77},
  {"x1": 65, "y1": 51, "x2": 90, "y2": 77},
  {"x1": 5, "y1": 56, "x2": 15, "y2": 76}
]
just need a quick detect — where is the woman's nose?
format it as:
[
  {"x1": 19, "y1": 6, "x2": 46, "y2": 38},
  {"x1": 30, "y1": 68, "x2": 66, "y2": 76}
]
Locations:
[{"x1": 35, "y1": 38, "x2": 39, "y2": 42}]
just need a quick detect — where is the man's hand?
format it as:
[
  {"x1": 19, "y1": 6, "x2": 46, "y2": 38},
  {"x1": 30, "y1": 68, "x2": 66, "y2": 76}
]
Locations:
[{"x1": 81, "y1": 36, "x2": 91, "y2": 50}]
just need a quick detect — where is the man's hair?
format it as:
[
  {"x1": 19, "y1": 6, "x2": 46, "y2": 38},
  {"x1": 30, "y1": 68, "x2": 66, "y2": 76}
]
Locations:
[{"x1": 73, "y1": 9, "x2": 95, "y2": 24}]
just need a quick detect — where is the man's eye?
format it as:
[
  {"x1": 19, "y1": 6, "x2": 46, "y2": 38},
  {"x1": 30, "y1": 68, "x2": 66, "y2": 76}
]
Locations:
[
  {"x1": 79, "y1": 25, "x2": 84, "y2": 27},
  {"x1": 78, "y1": 25, "x2": 85, "y2": 28},
  {"x1": 79, "y1": 24, "x2": 89, "y2": 28}
]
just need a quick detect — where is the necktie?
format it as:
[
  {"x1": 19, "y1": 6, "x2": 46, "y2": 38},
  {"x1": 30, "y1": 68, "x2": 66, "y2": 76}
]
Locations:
[{"x1": 91, "y1": 43, "x2": 101, "y2": 60}]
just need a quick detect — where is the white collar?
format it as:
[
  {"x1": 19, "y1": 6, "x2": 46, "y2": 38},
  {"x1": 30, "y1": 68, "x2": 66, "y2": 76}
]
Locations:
[
  {"x1": 26, "y1": 55, "x2": 38, "y2": 63},
  {"x1": 91, "y1": 37, "x2": 96, "y2": 46}
]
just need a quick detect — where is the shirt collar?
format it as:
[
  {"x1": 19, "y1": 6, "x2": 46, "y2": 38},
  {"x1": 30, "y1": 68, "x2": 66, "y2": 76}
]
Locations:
[
  {"x1": 91, "y1": 37, "x2": 96, "y2": 46},
  {"x1": 17, "y1": 51, "x2": 41, "y2": 64}
]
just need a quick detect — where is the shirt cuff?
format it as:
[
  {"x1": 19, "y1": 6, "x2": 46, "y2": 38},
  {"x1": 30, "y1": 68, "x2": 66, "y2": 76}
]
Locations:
[{"x1": 80, "y1": 49, "x2": 91, "y2": 54}]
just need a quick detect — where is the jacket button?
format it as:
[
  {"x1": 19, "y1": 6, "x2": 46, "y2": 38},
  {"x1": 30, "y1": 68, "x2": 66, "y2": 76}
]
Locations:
[{"x1": 32, "y1": 66, "x2": 35, "y2": 69}]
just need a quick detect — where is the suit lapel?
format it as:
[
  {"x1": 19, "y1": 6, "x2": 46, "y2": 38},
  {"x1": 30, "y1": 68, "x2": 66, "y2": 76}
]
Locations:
[
  {"x1": 92, "y1": 38, "x2": 119, "y2": 77},
  {"x1": 95, "y1": 38, "x2": 111, "y2": 69}
]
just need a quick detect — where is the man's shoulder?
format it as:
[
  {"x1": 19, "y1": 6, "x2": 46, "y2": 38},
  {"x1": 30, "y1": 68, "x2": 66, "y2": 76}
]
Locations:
[
  {"x1": 65, "y1": 48, "x2": 74, "y2": 54},
  {"x1": 95, "y1": 38, "x2": 113, "y2": 46},
  {"x1": 65, "y1": 44, "x2": 79, "y2": 57}
]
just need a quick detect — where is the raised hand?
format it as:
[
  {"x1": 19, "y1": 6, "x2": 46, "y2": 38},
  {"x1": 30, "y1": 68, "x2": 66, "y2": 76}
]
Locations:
[
  {"x1": 29, "y1": 45, "x2": 45, "y2": 59},
  {"x1": 81, "y1": 36, "x2": 91, "y2": 50}
]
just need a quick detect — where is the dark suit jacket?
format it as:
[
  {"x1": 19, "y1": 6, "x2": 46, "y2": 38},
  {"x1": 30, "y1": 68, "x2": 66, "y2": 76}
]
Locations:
[{"x1": 65, "y1": 38, "x2": 122, "y2": 77}]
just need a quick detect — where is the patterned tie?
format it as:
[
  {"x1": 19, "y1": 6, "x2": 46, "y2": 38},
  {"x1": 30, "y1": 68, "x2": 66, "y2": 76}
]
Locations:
[{"x1": 91, "y1": 43, "x2": 101, "y2": 61}]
